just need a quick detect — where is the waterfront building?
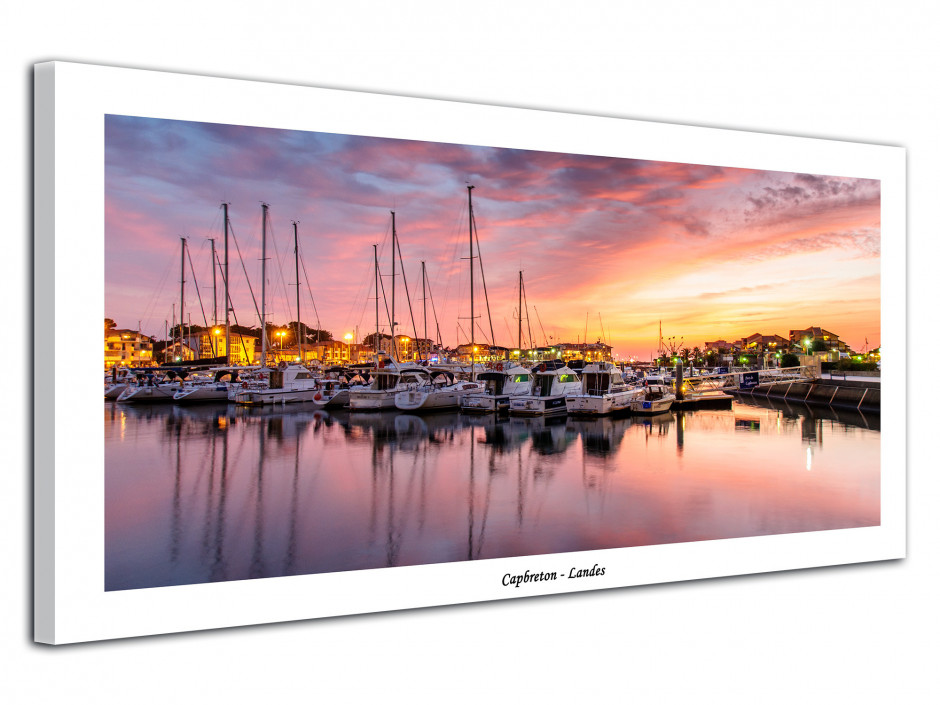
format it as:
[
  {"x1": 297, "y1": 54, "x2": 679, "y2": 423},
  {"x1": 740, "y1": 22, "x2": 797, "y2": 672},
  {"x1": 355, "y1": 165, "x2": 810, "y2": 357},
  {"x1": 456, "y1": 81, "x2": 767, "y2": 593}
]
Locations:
[
  {"x1": 734, "y1": 332, "x2": 789, "y2": 353},
  {"x1": 704, "y1": 339, "x2": 738, "y2": 353},
  {"x1": 789, "y1": 326, "x2": 853, "y2": 360},
  {"x1": 180, "y1": 330, "x2": 257, "y2": 365},
  {"x1": 104, "y1": 329, "x2": 154, "y2": 369},
  {"x1": 557, "y1": 342, "x2": 613, "y2": 364}
]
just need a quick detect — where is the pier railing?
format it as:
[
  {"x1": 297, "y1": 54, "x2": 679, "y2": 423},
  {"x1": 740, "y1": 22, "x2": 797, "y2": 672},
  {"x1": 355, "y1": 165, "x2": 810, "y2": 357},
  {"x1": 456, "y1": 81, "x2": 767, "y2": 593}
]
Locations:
[{"x1": 681, "y1": 366, "x2": 816, "y2": 393}]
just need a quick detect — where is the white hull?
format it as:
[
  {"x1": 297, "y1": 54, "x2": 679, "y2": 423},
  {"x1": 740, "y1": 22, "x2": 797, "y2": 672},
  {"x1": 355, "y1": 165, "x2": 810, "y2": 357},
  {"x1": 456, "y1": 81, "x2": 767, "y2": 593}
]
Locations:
[
  {"x1": 460, "y1": 393, "x2": 509, "y2": 413},
  {"x1": 509, "y1": 394, "x2": 569, "y2": 416},
  {"x1": 117, "y1": 385, "x2": 178, "y2": 403},
  {"x1": 348, "y1": 389, "x2": 399, "y2": 410},
  {"x1": 310, "y1": 388, "x2": 351, "y2": 410},
  {"x1": 104, "y1": 383, "x2": 127, "y2": 400},
  {"x1": 394, "y1": 383, "x2": 481, "y2": 412},
  {"x1": 232, "y1": 388, "x2": 319, "y2": 405},
  {"x1": 173, "y1": 385, "x2": 231, "y2": 404},
  {"x1": 630, "y1": 396, "x2": 675, "y2": 415},
  {"x1": 566, "y1": 390, "x2": 642, "y2": 417}
]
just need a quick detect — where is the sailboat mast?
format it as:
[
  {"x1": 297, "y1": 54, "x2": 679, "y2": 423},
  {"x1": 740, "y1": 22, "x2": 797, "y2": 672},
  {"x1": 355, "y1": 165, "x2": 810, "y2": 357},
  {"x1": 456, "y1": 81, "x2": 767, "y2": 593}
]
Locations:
[
  {"x1": 210, "y1": 238, "x2": 218, "y2": 358},
  {"x1": 374, "y1": 244, "x2": 379, "y2": 357},
  {"x1": 518, "y1": 271, "x2": 523, "y2": 352},
  {"x1": 260, "y1": 203, "x2": 268, "y2": 366},
  {"x1": 179, "y1": 236, "x2": 186, "y2": 360},
  {"x1": 422, "y1": 261, "x2": 427, "y2": 355},
  {"x1": 294, "y1": 221, "x2": 302, "y2": 364},
  {"x1": 468, "y1": 185, "x2": 475, "y2": 379},
  {"x1": 390, "y1": 211, "x2": 397, "y2": 361},
  {"x1": 223, "y1": 203, "x2": 230, "y2": 366}
]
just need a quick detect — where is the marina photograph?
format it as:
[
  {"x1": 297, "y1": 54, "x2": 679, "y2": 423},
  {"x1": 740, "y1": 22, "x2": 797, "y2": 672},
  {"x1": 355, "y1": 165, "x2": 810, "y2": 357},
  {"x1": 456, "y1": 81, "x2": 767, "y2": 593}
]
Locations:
[{"x1": 104, "y1": 115, "x2": 882, "y2": 591}]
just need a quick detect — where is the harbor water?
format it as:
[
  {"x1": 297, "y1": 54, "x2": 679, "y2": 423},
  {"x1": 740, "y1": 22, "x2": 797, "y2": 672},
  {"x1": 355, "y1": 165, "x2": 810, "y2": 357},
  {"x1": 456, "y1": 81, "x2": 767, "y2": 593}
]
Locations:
[{"x1": 105, "y1": 399, "x2": 880, "y2": 591}]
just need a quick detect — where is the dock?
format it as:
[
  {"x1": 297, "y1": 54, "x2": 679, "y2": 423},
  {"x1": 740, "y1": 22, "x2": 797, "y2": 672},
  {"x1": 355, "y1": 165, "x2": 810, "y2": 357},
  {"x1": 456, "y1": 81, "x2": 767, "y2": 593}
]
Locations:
[{"x1": 733, "y1": 376, "x2": 880, "y2": 414}]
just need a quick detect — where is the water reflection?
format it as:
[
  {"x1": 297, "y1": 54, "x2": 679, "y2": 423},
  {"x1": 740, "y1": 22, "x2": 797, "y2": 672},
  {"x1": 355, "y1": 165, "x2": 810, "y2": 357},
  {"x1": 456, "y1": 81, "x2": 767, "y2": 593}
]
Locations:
[{"x1": 105, "y1": 400, "x2": 880, "y2": 591}]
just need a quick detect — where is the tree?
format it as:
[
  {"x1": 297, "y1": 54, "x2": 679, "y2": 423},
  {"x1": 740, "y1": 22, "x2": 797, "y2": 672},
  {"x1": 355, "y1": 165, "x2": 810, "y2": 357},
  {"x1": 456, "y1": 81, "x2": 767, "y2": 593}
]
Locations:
[
  {"x1": 780, "y1": 352, "x2": 800, "y2": 367},
  {"x1": 810, "y1": 339, "x2": 829, "y2": 354},
  {"x1": 104, "y1": 317, "x2": 116, "y2": 333}
]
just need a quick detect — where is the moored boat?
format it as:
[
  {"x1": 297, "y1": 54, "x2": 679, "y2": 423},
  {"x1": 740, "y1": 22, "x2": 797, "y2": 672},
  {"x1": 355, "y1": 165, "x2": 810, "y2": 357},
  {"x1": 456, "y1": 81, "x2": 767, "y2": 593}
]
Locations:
[
  {"x1": 116, "y1": 368, "x2": 189, "y2": 404},
  {"x1": 348, "y1": 362, "x2": 430, "y2": 411},
  {"x1": 460, "y1": 364, "x2": 533, "y2": 413},
  {"x1": 173, "y1": 367, "x2": 251, "y2": 404},
  {"x1": 230, "y1": 364, "x2": 320, "y2": 405},
  {"x1": 394, "y1": 368, "x2": 483, "y2": 412},
  {"x1": 508, "y1": 364, "x2": 581, "y2": 416},
  {"x1": 566, "y1": 361, "x2": 644, "y2": 416},
  {"x1": 629, "y1": 383, "x2": 676, "y2": 415}
]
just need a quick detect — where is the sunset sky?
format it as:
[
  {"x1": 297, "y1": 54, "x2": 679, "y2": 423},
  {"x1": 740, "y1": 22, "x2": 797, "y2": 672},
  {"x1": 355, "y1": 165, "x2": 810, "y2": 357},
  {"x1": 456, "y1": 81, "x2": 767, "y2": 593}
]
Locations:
[{"x1": 105, "y1": 115, "x2": 881, "y2": 357}]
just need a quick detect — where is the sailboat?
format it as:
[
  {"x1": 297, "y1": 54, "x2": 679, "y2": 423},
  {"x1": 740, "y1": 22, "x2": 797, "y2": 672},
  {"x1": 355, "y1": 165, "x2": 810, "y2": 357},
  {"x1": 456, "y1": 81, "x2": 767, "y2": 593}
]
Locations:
[
  {"x1": 394, "y1": 367, "x2": 482, "y2": 412},
  {"x1": 228, "y1": 214, "x2": 323, "y2": 405},
  {"x1": 349, "y1": 213, "x2": 428, "y2": 410},
  {"x1": 462, "y1": 268, "x2": 532, "y2": 413}
]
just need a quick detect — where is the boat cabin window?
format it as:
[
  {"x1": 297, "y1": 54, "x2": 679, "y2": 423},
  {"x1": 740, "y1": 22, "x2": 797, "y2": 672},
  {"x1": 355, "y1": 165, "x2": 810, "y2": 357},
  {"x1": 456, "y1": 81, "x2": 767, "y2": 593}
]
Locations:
[
  {"x1": 537, "y1": 376, "x2": 554, "y2": 397},
  {"x1": 582, "y1": 373, "x2": 609, "y2": 395},
  {"x1": 557, "y1": 373, "x2": 578, "y2": 384},
  {"x1": 512, "y1": 374, "x2": 529, "y2": 383},
  {"x1": 374, "y1": 373, "x2": 400, "y2": 390},
  {"x1": 294, "y1": 371, "x2": 312, "y2": 379},
  {"x1": 485, "y1": 378, "x2": 505, "y2": 394}
]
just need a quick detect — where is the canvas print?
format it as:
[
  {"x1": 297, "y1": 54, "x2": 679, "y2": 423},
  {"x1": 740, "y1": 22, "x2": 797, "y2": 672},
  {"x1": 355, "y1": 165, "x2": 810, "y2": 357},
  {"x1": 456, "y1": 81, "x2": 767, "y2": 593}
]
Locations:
[{"x1": 103, "y1": 116, "x2": 882, "y2": 592}]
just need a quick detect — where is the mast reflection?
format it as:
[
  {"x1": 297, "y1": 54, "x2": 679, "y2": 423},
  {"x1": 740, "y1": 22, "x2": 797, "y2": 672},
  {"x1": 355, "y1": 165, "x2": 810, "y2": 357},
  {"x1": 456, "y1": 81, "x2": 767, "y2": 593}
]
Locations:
[{"x1": 105, "y1": 399, "x2": 881, "y2": 591}]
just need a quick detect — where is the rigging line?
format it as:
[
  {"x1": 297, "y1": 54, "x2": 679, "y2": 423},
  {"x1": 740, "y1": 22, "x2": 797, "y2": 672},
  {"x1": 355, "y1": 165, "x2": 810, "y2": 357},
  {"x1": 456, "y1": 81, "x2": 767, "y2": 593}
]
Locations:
[
  {"x1": 424, "y1": 274, "x2": 443, "y2": 347},
  {"x1": 474, "y1": 319, "x2": 492, "y2": 346},
  {"x1": 186, "y1": 241, "x2": 210, "y2": 329},
  {"x1": 214, "y1": 249, "x2": 253, "y2": 365},
  {"x1": 394, "y1": 233, "x2": 419, "y2": 344},
  {"x1": 470, "y1": 206, "x2": 497, "y2": 347},
  {"x1": 298, "y1": 252, "x2": 322, "y2": 338},
  {"x1": 138, "y1": 250, "x2": 175, "y2": 336},
  {"x1": 521, "y1": 278, "x2": 534, "y2": 350},
  {"x1": 503, "y1": 317, "x2": 514, "y2": 346},
  {"x1": 436, "y1": 201, "x2": 465, "y2": 329},
  {"x1": 343, "y1": 248, "x2": 377, "y2": 338},
  {"x1": 376, "y1": 252, "x2": 393, "y2": 341},
  {"x1": 228, "y1": 222, "x2": 267, "y2": 350},
  {"x1": 456, "y1": 321, "x2": 471, "y2": 345},
  {"x1": 534, "y1": 306, "x2": 548, "y2": 347},
  {"x1": 268, "y1": 212, "x2": 296, "y2": 327}
]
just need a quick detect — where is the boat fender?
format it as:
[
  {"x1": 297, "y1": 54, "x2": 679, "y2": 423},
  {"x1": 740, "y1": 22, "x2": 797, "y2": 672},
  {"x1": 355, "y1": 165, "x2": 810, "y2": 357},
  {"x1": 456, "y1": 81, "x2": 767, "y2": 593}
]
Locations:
[
  {"x1": 278, "y1": 361, "x2": 287, "y2": 370},
  {"x1": 314, "y1": 392, "x2": 322, "y2": 401}
]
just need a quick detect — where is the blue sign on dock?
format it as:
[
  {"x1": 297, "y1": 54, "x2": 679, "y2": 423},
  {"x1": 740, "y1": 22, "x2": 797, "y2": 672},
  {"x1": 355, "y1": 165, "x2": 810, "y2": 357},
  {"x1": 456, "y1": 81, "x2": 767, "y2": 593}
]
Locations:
[{"x1": 740, "y1": 372, "x2": 759, "y2": 389}]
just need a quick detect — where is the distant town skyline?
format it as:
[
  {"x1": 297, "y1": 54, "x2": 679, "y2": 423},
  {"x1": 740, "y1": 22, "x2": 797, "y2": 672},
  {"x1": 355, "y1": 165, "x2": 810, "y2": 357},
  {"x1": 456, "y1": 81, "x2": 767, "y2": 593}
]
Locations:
[{"x1": 105, "y1": 115, "x2": 881, "y2": 357}]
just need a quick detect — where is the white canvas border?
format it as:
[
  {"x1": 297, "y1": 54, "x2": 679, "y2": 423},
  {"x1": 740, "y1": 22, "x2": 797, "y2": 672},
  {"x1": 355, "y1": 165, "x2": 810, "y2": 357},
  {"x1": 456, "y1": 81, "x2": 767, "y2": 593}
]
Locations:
[{"x1": 33, "y1": 61, "x2": 906, "y2": 644}]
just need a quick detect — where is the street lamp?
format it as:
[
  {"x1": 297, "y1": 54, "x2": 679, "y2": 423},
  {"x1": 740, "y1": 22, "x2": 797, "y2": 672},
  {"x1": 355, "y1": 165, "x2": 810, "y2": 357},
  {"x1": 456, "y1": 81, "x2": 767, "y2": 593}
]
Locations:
[{"x1": 344, "y1": 333, "x2": 353, "y2": 362}]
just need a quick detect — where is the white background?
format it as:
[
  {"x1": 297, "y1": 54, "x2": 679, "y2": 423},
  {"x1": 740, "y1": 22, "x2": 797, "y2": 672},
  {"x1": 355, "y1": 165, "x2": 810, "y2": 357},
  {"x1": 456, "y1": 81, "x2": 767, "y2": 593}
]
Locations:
[{"x1": 3, "y1": 1, "x2": 937, "y2": 702}]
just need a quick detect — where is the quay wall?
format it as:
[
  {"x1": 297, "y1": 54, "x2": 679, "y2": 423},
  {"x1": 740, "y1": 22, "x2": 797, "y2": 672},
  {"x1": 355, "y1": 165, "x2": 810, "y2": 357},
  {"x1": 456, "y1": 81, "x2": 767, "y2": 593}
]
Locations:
[{"x1": 735, "y1": 379, "x2": 880, "y2": 414}]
